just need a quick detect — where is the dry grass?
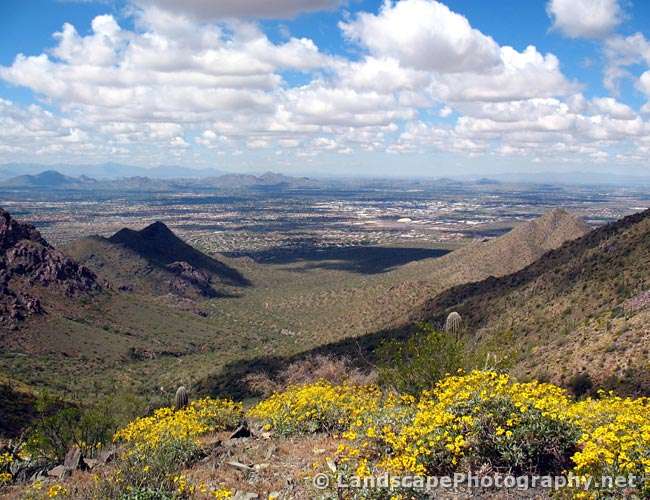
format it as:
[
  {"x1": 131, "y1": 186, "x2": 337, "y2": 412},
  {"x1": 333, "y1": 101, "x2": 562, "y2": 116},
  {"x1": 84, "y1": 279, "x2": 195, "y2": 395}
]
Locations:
[{"x1": 243, "y1": 354, "x2": 377, "y2": 397}]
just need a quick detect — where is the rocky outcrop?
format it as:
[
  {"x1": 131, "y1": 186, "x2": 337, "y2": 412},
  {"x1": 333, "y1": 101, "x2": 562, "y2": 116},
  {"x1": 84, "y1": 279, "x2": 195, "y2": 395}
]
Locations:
[
  {"x1": 0, "y1": 208, "x2": 100, "y2": 328},
  {"x1": 166, "y1": 260, "x2": 215, "y2": 297}
]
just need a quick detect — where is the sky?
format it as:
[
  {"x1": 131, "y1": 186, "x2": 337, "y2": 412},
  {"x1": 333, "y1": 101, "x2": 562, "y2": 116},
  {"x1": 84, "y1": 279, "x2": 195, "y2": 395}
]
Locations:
[{"x1": 0, "y1": 0, "x2": 649, "y2": 176}]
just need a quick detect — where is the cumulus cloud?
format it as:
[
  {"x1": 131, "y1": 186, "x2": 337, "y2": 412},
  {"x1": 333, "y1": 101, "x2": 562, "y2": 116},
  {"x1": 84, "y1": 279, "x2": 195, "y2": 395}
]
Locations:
[
  {"x1": 0, "y1": 13, "x2": 332, "y2": 123},
  {"x1": 339, "y1": 0, "x2": 574, "y2": 102},
  {"x1": 547, "y1": 0, "x2": 623, "y2": 39},
  {"x1": 436, "y1": 46, "x2": 575, "y2": 102},
  {"x1": 0, "y1": 0, "x2": 647, "y2": 168},
  {"x1": 340, "y1": 0, "x2": 501, "y2": 73},
  {"x1": 134, "y1": 0, "x2": 341, "y2": 20},
  {"x1": 603, "y1": 33, "x2": 650, "y2": 94},
  {"x1": 390, "y1": 94, "x2": 648, "y2": 162}
]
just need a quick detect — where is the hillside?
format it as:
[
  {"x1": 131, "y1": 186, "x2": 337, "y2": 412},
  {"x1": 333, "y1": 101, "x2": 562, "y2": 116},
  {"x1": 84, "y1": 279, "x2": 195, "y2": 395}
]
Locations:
[
  {"x1": 66, "y1": 222, "x2": 249, "y2": 299},
  {"x1": 359, "y1": 208, "x2": 590, "y2": 328},
  {"x1": 196, "y1": 209, "x2": 592, "y2": 397},
  {"x1": 0, "y1": 208, "x2": 100, "y2": 331},
  {"x1": 0, "y1": 208, "x2": 592, "y2": 406},
  {"x1": 420, "y1": 208, "x2": 590, "y2": 283},
  {"x1": 416, "y1": 208, "x2": 650, "y2": 391}
]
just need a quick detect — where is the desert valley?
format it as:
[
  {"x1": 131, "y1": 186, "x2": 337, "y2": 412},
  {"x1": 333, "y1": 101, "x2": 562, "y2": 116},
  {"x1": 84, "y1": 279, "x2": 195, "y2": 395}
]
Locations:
[
  {"x1": 2, "y1": 0, "x2": 650, "y2": 497},
  {"x1": 1, "y1": 169, "x2": 650, "y2": 498}
]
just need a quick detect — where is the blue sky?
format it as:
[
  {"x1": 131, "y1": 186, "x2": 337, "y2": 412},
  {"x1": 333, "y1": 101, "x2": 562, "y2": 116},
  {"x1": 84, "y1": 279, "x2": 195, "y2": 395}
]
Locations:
[{"x1": 0, "y1": 0, "x2": 649, "y2": 176}]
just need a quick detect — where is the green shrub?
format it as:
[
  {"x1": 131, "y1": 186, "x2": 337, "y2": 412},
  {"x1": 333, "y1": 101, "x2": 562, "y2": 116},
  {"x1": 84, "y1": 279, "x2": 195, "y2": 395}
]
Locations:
[
  {"x1": 24, "y1": 392, "x2": 144, "y2": 462},
  {"x1": 468, "y1": 396, "x2": 579, "y2": 474},
  {"x1": 121, "y1": 488, "x2": 175, "y2": 500},
  {"x1": 567, "y1": 372, "x2": 593, "y2": 398},
  {"x1": 377, "y1": 323, "x2": 466, "y2": 394}
]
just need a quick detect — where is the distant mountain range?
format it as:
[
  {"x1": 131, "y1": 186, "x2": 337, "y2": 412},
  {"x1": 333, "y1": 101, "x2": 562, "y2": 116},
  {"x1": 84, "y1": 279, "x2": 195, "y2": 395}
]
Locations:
[
  {"x1": 4, "y1": 164, "x2": 650, "y2": 187},
  {"x1": 0, "y1": 170, "x2": 92, "y2": 188},
  {"x1": 477, "y1": 170, "x2": 650, "y2": 186},
  {"x1": 0, "y1": 169, "x2": 318, "y2": 191},
  {"x1": 0, "y1": 163, "x2": 225, "y2": 180}
]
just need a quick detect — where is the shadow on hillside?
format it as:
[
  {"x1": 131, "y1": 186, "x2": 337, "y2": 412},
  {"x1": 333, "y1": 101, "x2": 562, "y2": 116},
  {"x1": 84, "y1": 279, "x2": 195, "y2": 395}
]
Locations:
[
  {"x1": 224, "y1": 245, "x2": 451, "y2": 275},
  {"x1": 0, "y1": 384, "x2": 38, "y2": 438},
  {"x1": 200, "y1": 321, "x2": 650, "y2": 402},
  {"x1": 109, "y1": 223, "x2": 251, "y2": 287},
  {"x1": 197, "y1": 320, "x2": 431, "y2": 400}
]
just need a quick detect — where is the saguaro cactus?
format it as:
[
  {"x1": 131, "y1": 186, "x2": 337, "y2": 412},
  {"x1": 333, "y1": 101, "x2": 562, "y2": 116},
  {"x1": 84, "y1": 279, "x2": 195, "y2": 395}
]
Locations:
[
  {"x1": 444, "y1": 311, "x2": 463, "y2": 337},
  {"x1": 174, "y1": 386, "x2": 189, "y2": 410}
]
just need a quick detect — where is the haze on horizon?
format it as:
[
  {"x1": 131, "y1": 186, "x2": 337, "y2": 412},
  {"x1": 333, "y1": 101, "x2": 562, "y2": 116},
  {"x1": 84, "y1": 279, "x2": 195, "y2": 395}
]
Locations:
[{"x1": 1, "y1": 0, "x2": 649, "y2": 177}]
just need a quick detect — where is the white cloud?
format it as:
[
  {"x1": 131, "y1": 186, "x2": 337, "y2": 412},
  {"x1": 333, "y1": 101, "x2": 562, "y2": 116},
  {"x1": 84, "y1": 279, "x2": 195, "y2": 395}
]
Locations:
[
  {"x1": 390, "y1": 95, "x2": 649, "y2": 163},
  {"x1": 339, "y1": 1, "x2": 574, "y2": 103},
  {"x1": 246, "y1": 138, "x2": 270, "y2": 149},
  {"x1": 590, "y1": 97, "x2": 636, "y2": 120},
  {"x1": 135, "y1": 0, "x2": 341, "y2": 20},
  {"x1": 0, "y1": 1, "x2": 647, "y2": 169},
  {"x1": 341, "y1": 0, "x2": 501, "y2": 73},
  {"x1": 639, "y1": 70, "x2": 650, "y2": 94},
  {"x1": 0, "y1": 13, "x2": 334, "y2": 129},
  {"x1": 436, "y1": 46, "x2": 575, "y2": 102},
  {"x1": 547, "y1": 0, "x2": 623, "y2": 39},
  {"x1": 603, "y1": 33, "x2": 650, "y2": 93},
  {"x1": 282, "y1": 83, "x2": 414, "y2": 128},
  {"x1": 170, "y1": 136, "x2": 189, "y2": 147}
]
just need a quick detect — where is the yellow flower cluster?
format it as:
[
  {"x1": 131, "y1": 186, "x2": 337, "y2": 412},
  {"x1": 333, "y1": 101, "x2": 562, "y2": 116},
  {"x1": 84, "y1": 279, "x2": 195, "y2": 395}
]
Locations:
[
  {"x1": 249, "y1": 371, "x2": 648, "y2": 496},
  {"x1": 248, "y1": 381, "x2": 385, "y2": 435},
  {"x1": 0, "y1": 452, "x2": 13, "y2": 467},
  {"x1": 569, "y1": 395, "x2": 650, "y2": 484},
  {"x1": 108, "y1": 397, "x2": 243, "y2": 496},
  {"x1": 174, "y1": 474, "x2": 234, "y2": 498},
  {"x1": 46, "y1": 484, "x2": 68, "y2": 498},
  {"x1": 114, "y1": 397, "x2": 243, "y2": 454},
  {"x1": 0, "y1": 452, "x2": 13, "y2": 486},
  {"x1": 339, "y1": 371, "x2": 577, "y2": 476}
]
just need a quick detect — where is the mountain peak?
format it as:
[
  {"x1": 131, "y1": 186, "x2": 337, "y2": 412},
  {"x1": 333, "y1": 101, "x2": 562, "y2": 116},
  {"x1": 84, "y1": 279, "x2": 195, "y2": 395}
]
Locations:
[
  {"x1": 140, "y1": 221, "x2": 174, "y2": 237},
  {"x1": 109, "y1": 221, "x2": 177, "y2": 247},
  {"x1": 104, "y1": 220, "x2": 250, "y2": 292},
  {"x1": 509, "y1": 208, "x2": 590, "y2": 249},
  {"x1": 418, "y1": 207, "x2": 650, "y2": 386}
]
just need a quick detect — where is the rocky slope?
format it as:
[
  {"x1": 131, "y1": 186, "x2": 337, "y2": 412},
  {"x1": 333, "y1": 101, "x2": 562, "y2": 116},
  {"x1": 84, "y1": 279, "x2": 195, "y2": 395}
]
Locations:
[{"x1": 0, "y1": 208, "x2": 100, "y2": 330}]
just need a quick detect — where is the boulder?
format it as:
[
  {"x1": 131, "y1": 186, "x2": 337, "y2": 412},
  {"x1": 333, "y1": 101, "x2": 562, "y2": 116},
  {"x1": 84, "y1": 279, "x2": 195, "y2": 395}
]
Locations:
[
  {"x1": 233, "y1": 492, "x2": 258, "y2": 500},
  {"x1": 83, "y1": 458, "x2": 99, "y2": 470},
  {"x1": 97, "y1": 447, "x2": 116, "y2": 465},
  {"x1": 63, "y1": 446, "x2": 82, "y2": 471},
  {"x1": 47, "y1": 465, "x2": 70, "y2": 480}
]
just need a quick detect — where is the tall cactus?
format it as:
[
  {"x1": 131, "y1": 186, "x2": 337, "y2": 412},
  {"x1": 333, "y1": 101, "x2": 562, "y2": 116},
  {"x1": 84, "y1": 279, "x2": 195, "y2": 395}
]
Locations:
[
  {"x1": 444, "y1": 311, "x2": 463, "y2": 337},
  {"x1": 174, "y1": 386, "x2": 189, "y2": 410}
]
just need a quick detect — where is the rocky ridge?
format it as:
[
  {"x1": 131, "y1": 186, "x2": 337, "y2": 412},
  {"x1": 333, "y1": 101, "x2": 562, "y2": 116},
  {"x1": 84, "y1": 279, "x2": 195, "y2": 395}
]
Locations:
[{"x1": 0, "y1": 208, "x2": 100, "y2": 328}]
